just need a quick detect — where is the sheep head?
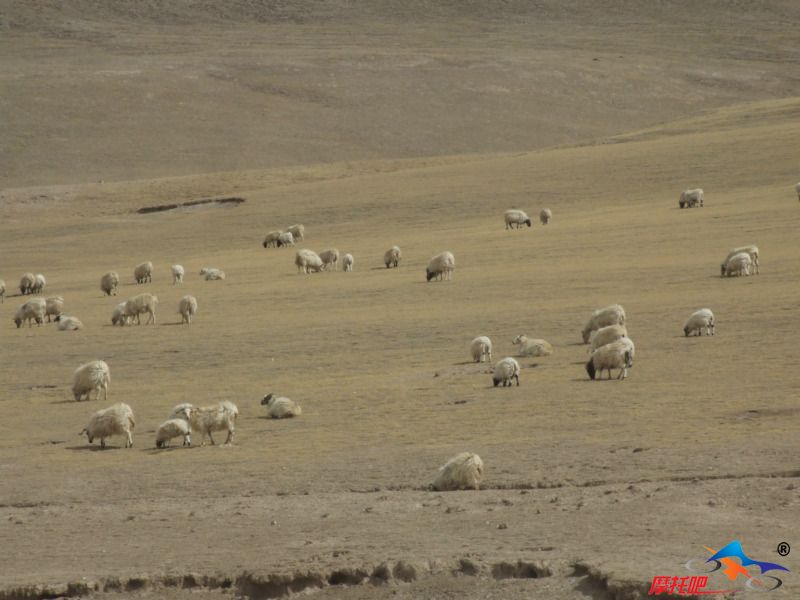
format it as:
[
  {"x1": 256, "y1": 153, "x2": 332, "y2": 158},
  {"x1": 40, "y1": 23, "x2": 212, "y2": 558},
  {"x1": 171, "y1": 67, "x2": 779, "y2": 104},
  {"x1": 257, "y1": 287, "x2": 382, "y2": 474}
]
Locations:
[{"x1": 585, "y1": 359, "x2": 597, "y2": 380}]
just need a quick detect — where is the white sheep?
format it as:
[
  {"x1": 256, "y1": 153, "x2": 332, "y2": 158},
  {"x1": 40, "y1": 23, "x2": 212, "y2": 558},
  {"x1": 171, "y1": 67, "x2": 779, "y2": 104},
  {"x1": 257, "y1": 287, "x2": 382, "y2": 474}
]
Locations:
[
  {"x1": 277, "y1": 231, "x2": 296, "y2": 247},
  {"x1": 586, "y1": 337, "x2": 635, "y2": 380},
  {"x1": 504, "y1": 209, "x2": 532, "y2": 229},
  {"x1": 124, "y1": 293, "x2": 158, "y2": 325},
  {"x1": 111, "y1": 302, "x2": 130, "y2": 326},
  {"x1": 723, "y1": 252, "x2": 752, "y2": 277},
  {"x1": 469, "y1": 336, "x2": 493, "y2": 363},
  {"x1": 431, "y1": 452, "x2": 484, "y2": 491},
  {"x1": 589, "y1": 324, "x2": 628, "y2": 352},
  {"x1": 684, "y1": 308, "x2": 715, "y2": 336},
  {"x1": 261, "y1": 394, "x2": 302, "y2": 418},
  {"x1": 72, "y1": 360, "x2": 110, "y2": 402},
  {"x1": 134, "y1": 261, "x2": 153, "y2": 284},
  {"x1": 426, "y1": 251, "x2": 455, "y2": 282},
  {"x1": 178, "y1": 295, "x2": 198, "y2": 324},
  {"x1": 492, "y1": 357, "x2": 520, "y2": 387},
  {"x1": 342, "y1": 253, "x2": 354, "y2": 272},
  {"x1": 581, "y1": 304, "x2": 626, "y2": 344},
  {"x1": 45, "y1": 296, "x2": 64, "y2": 322},
  {"x1": 13, "y1": 298, "x2": 46, "y2": 328},
  {"x1": 171, "y1": 264, "x2": 185, "y2": 284},
  {"x1": 55, "y1": 315, "x2": 83, "y2": 331},
  {"x1": 295, "y1": 249, "x2": 325, "y2": 274},
  {"x1": 539, "y1": 208, "x2": 552, "y2": 225},
  {"x1": 319, "y1": 248, "x2": 340, "y2": 271},
  {"x1": 155, "y1": 418, "x2": 191, "y2": 448},
  {"x1": 199, "y1": 267, "x2": 226, "y2": 280},
  {"x1": 100, "y1": 271, "x2": 120, "y2": 296},
  {"x1": 286, "y1": 224, "x2": 305, "y2": 242},
  {"x1": 175, "y1": 401, "x2": 238, "y2": 446},
  {"x1": 262, "y1": 230, "x2": 283, "y2": 248},
  {"x1": 384, "y1": 246, "x2": 402, "y2": 269},
  {"x1": 721, "y1": 245, "x2": 759, "y2": 276},
  {"x1": 679, "y1": 188, "x2": 704, "y2": 208},
  {"x1": 0, "y1": 279, "x2": 5, "y2": 303},
  {"x1": 512, "y1": 335, "x2": 553, "y2": 357},
  {"x1": 32, "y1": 273, "x2": 46, "y2": 295},
  {"x1": 19, "y1": 272, "x2": 35, "y2": 295},
  {"x1": 81, "y1": 402, "x2": 134, "y2": 449}
]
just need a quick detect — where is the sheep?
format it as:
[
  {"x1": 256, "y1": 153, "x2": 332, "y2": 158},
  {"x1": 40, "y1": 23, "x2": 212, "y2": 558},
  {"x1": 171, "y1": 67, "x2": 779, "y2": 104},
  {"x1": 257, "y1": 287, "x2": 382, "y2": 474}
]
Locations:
[
  {"x1": 45, "y1": 296, "x2": 64, "y2": 322},
  {"x1": 492, "y1": 357, "x2": 520, "y2": 387},
  {"x1": 286, "y1": 224, "x2": 305, "y2": 242},
  {"x1": 178, "y1": 295, "x2": 198, "y2": 324},
  {"x1": 19, "y1": 272, "x2": 35, "y2": 295},
  {"x1": 431, "y1": 452, "x2": 484, "y2": 491},
  {"x1": 319, "y1": 248, "x2": 340, "y2": 271},
  {"x1": 262, "y1": 230, "x2": 283, "y2": 248},
  {"x1": 171, "y1": 264, "x2": 184, "y2": 284},
  {"x1": 72, "y1": 360, "x2": 110, "y2": 402},
  {"x1": 721, "y1": 245, "x2": 759, "y2": 276},
  {"x1": 581, "y1": 304, "x2": 626, "y2": 344},
  {"x1": 589, "y1": 324, "x2": 628, "y2": 352},
  {"x1": 342, "y1": 253, "x2": 354, "y2": 272},
  {"x1": 261, "y1": 394, "x2": 303, "y2": 418},
  {"x1": 199, "y1": 267, "x2": 226, "y2": 280},
  {"x1": 13, "y1": 298, "x2": 46, "y2": 328},
  {"x1": 504, "y1": 209, "x2": 532, "y2": 229},
  {"x1": 32, "y1": 273, "x2": 46, "y2": 295},
  {"x1": 384, "y1": 245, "x2": 402, "y2": 269},
  {"x1": 684, "y1": 308, "x2": 715, "y2": 337},
  {"x1": 181, "y1": 401, "x2": 238, "y2": 446},
  {"x1": 0, "y1": 279, "x2": 5, "y2": 303},
  {"x1": 81, "y1": 402, "x2": 134, "y2": 449},
  {"x1": 295, "y1": 249, "x2": 325, "y2": 274},
  {"x1": 55, "y1": 315, "x2": 83, "y2": 331},
  {"x1": 723, "y1": 252, "x2": 752, "y2": 277},
  {"x1": 111, "y1": 302, "x2": 131, "y2": 326},
  {"x1": 426, "y1": 251, "x2": 455, "y2": 282},
  {"x1": 469, "y1": 336, "x2": 493, "y2": 363},
  {"x1": 134, "y1": 261, "x2": 153, "y2": 284},
  {"x1": 124, "y1": 293, "x2": 158, "y2": 325},
  {"x1": 512, "y1": 335, "x2": 553, "y2": 357},
  {"x1": 539, "y1": 208, "x2": 552, "y2": 225},
  {"x1": 586, "y1": 338, "x2": 634, "y2": 380},
  {"x1": 155, "y1": 418, "x2": 191, "y2": 448},
  {"x1": 679, "y1": 188, "x2": 704, "y2": 208},
  {"x1": 100, "y1": 271, "x2": 120, "y2": 296},
  {"x1": 276, "y1": 231, "x2": 295, "y2": 248}
]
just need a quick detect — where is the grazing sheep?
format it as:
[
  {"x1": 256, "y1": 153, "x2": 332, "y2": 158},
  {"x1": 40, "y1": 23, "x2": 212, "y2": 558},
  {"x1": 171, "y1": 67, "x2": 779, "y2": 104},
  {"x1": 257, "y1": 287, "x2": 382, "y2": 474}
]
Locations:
[
  {"x1": 277, "y1": 231, "x2": 296, "y2": 247},
  {"x1": 32, "y1": 274, "x2": 46, "y2": 295},
  {"x1": 286, "y1": 224, "x2": 305, "y2": 242},
  {"x1": 178, "y1": 295, "x2": 198, "y2": 324},
  {"x1": 111, "y1": 302, "x2": 131, "y2": 326},
  {"x1": 512, "y1": 335, "x2": 553, "y2": 357},
  {"x1": 586, "y1": 338, "x2": 635, "y2": 380},
  {"x1": 262, "y1": 230, "x2": 283, "y2": 248},
  {"x1": 171, "y1": 264, "x2": 185, "y2": 284},
  {"x1": 19, "y1": 272, "x2": 35, "y2": 295},
  {"x1": 134, "y1": 261, "x2": 153, "y2": 284},
  {"x1": 100, "y1": 271, "x2": 120, "y2": 296},
  {"x1": 539, "y1": 208, "x2": 552, "y2": 225},
  {"x1": 589, "y1": 324, "x2": 628, "y2": 352},
  {"x1": 45, "y1": 296, "x2": 64, "y2": 322},
  {"x1": 155, "y1": 418, "x2": 191, "y2": 448},
  {"x1": 0, "y1": 279, "x2": 4, "y2": 303},
  {"x1": 13, "y1": 298, "x2": 46, "y2": 328},
  {"x1": 342, "y1": 253, "x2": 354, "y2": 272},
  {"x1": 469, "y1": 336, "x2": 493, "y2": 363},
  {"x1": 723, "y1": 252, "x2": 752, "y2": 277},
  {"x1": 426, "y1": 251, "x2": 455, "y2": 282},
  {"x1": 581, "y1": 304, "x2": 626, "y2": 344},
  {"x1": 319, "y1": 248, "x2": 340, "y2": 271},
  {"x1": 81, "y1": 402, "x2": 134, "y2": 449},
  {"x1": 721, "y1": 245, "x2": 759, "y2": 276},
  {"x1": 684, "y1": 308, "x2": 715, "y2": 337},
  {"x1": 55, "y1": 315, "x2": 83, "y2": 331},
  {"x1": 185, "y1": 401, "x2": 238, "y2": 446},
  {"x1": 261, "y1": 394, "x2": 303, "y2": 418},
  {"x1": 432, "y1": 452, "x2": 484, "y2": 491},
  {"x1": 199, "y1": 267, "x2": 226, "y2": 280},
  {"x1": 72, "y1": 360, "x2": 110, "y2": 402},
  {"x1": 492, "y1": 357, "x2": 521, "y2": 387},
  {"x1": 124, "y1": 293, "x2": 158, "y2": 325},
  {"x1": 504, "y1": 209, "x2": 532, "y2": 229},
  {"x1": 384, "y1": 245, "x2": 402, "y2": 269},
  {"x1": 679, "y1": 188, "x2": 704, "y2": 208},
  {"x1": 295, "y1": 249, "x2": 325, "y2": 274}
]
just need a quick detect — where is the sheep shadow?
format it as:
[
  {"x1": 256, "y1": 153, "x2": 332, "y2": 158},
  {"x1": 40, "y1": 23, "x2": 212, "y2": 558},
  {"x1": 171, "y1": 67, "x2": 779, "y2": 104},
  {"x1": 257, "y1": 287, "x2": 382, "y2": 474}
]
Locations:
[
  {"x1": 50, "y1": 399, "x2": 79, "y2": 405},
  {"x1": 65, "y1": 444, "x2": 127, "y2": 451}
]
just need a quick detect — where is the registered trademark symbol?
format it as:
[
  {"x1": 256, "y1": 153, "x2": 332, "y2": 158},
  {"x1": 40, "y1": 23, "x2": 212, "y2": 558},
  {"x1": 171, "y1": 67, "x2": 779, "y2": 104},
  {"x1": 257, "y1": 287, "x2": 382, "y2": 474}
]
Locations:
[{"x1": 777, "y1": 542, "x2": 790, "y2": 557}]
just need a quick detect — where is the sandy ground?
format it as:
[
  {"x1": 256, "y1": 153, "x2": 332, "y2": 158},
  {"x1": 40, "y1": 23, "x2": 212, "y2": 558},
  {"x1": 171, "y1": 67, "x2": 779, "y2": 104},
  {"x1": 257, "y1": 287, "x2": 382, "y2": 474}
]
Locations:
[{"x1": 1, "y1": 2, "x2": 799, "y2": 599}]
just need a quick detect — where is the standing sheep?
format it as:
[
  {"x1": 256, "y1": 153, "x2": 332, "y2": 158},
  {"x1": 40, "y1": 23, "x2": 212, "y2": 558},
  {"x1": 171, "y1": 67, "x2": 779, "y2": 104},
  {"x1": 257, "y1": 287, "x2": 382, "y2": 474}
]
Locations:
[
  {"x1": 684, "y1": 308, "x2": 715, "y2": 336},
  {"x1": 45, "y1": 296, "x2": 64, "y2": 322},
  {"x1": 55, "y1": 315, "x2": 83, "y2": 331},
  {"x1": 199, "y1": 267, "x2": 226, "y2": 280},
  {"x1": 679, "y1": 188, "x2": 704, "y2": 208},
  {"x1": 134, "y1": 261, "x2": 153, "y2": 284},
  {"x1": 0, "y1": 279, "x2": 5, "y2": 303},
  {"x1": 124, "y1": 293, "x2": 158, "y2": 325},
  {"x1": 539, "y1": 208, "x2": 552, "y2": 225},
  {"x1": 431, "y1": 452, "x2": 484, "y2": 491},
  {"x1": 384, "y1": 246, "x2": 402, "y2": 268},
  {"x1": 72, "y1": 360, "x2": 110, "y2": 402},
  {"x1": 295, "y1": 249, "x2": 324, "y2": 274},
  {"x1": 171, "y1": 264, "x2": 185, "y2": 284},
  {"x1": 589, "y1": 324, "x2": 628, "y2": 352},
  {"x1": 512, "y1": 335, "x2": 553, "y2": 357},
  {"x1": 319, "y1": 248, "x2": 340, "y2": 271},
  {"x1": 504, "y1": 209, "x2": 532, "y2": 229},
  {"x1": 32, "y1": 274, "x2": 46, "y2": 295},
  {"x1": 581, "y1": 304, "x2": 626, "y2": 344},
  {"x1": 13, "y1": 298, "x2": 46, "y2": 328},
  {"x1": 261, "y1": 394, "x2": 303, "y2": 418},
  {"x1": 277, "y1": 231, "x2": 296, "y2": 247},
  {"x1": 184, "y1": 401, "x2": 238, "y2": 446},
  {"x1": 262, "y1": 230, "x2": 283, "y2": 248},
  {"x1": 286, "y1": 224, "x2": 305, "y2": 242},
  {"x1": 723, "y1": 252, "x2": 752, "y2": 277},
  {"x1": 178, "y1": 295, "x2": 198, "y2": 324},
  {"x1": 469, "y1": 336, "x2": 493, "y2": 363},
  {"x1": 81, "y1": 402, "x2": 134, "y2": 449},
  {"x1": 100, "y1": 271, "x2": 120, "y2": 296},
  {"x1": 492, "y1": 357, "x2": 521, "y2": 387},
  {"x1": 19, "y1": 272, "x2": 35, "y2": 295},
  {"x1": 426, "y1": 251, "x2": 455, "y2": 282},
  {"x1": 342, "y1": 253, "x2": 354, "y2": 272},
  {"x1": 155, "y1": 418, "x2": 192, "y2": 448},
  {"x1": 721, "y1": 245, "x2": 759, "y2": 276},
  {"x1": 586, "y1": 338, "x2": 635, "y2": 380}
]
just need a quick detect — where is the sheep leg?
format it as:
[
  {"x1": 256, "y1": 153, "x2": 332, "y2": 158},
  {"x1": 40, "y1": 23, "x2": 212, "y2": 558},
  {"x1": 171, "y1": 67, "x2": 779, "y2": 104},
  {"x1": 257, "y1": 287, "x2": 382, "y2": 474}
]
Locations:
[
  {"x1": 100, "y1": 438, "x2": 106, "y2": 449},
  {"x1": 224, "y1": 429, "x2": 234, "y2": 445},
  {"x1": 513, "y1": 374, "x2": 520, "y2": 387},
  {"x1": 208, "y1": 432, "x2": 216, "y2": 445}
]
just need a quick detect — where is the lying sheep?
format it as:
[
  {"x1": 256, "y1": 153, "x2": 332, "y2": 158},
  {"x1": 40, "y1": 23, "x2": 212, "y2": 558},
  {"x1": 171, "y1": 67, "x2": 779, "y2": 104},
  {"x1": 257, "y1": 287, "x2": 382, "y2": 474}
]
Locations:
[
  {"x1": 134, "y1": 261, "x2": 153, "y2": 284},
  {"x1": 426, "y1": 251, "x2": 455, "y2": 282},
  {"x1": 178, "y1": 295, "x2": 198, "y2": 324},
  {"x1": 45, "y1": 296, "x2": 64, "y2": 322},
  {"x1": 261, "y1": 394, "x2": 302, "y2": 418},
  {"x1": 432, "y1": 452, "x2": 484, "y2": 491},
  {"x1": 721, "y1": 245, "x2": 759, "y2": 276},
  {"x1": 342, "y1": 253, "x2": 354, "y2": 272},
  {"x1": 286, "y1": 224, "x2": 305, "y2": 242},
  {"x1": 723, "y1": 252, "x2": 752, "y2": 277},
  {"x1": 32, "y1": 274, "x2": 46, "y2": 295},
  {"x1": 581, "y1": 304, "x2": 626, "y2": 344},
  {"x1": 81, "y1": 402, "x2": 134, "y2": 449},
  {"x1": 14, "y1": 298, "x2": 46, "y2": 328},
  {"x1": 111, "y1": 302, "x2": 130, "y2": 326},
  {"x1": 586, "y1": 338, "x2": 635, "y2": 380},
  {"x1": 19, "y1": 272, "x2": 35, "y2": 295},
  {"x1": 173, "y1": 401, "x2": 238, "y2": 446},
  {"x1": 171, "y1": 264, "x2": 184, "y2": 284},
  {"x1": 155, "y1": 418, "x2": 191, "y2": 448},
  {"x1": 384, "y1": 245, "x2": 402, "y2": 269},
  {"x1": 679, "y1": 188, "x2": 704, "y2": 208},
  {"x1": 504, "y1": 209, "x2": 532, "y2": 229},
  {"x1": 539, "y1": 208, "x2": 552, "y2": 225},
  {"x1": 684, "y1": 308, "x2": 715, "y2": 336},
  {"x1": 124, "y1": 293, "x2": 158, "y2": 325},
  {"x1": 470, "y1": 336, "x2": 493, "y2": 363},
  {"x1": 277, "y1": 231, "x2": 295, "y2": 247},
  {"x1": 55, "y1": 315, "x2": 83, "y2": 331},
  {"x1": 100, "y1": 271, "x2": 120, "y2": 296},
  {"x1": 72, "y1": 359, "x2": 110, "y2": 401},
  {"x1": 200, "y1": 267, "x2": 226, "y2": 280},
  {"x1": 589, "y1": 324, "x2": 628, "y2": 352},
  {"x1": 512, "y1": 335, "x2": 553, "y2": 357},
  {"x1": 492, "y1": 357, "x2": 520, "y2": 387},
  {"x1": 262, "y1": 230, "x2": 283, "y2": 248},
  {"x1": 319, "y1": 248, "x2": 340, "y2": 271},
  {"x1": 0, "y1": 279, "x2": 4, "y2": 303},
  {"x1": 295, "y1": 249, "x2": 325, "y2": 274}
]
